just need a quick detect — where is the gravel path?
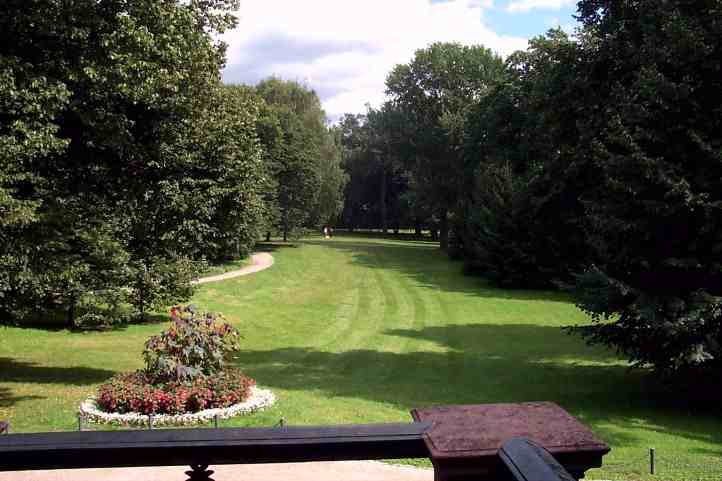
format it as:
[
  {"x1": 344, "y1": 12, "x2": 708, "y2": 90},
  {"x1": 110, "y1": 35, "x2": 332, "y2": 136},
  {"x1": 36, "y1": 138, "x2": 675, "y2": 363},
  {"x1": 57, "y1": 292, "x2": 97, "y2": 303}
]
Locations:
[{"x1": 193, "y1": 252, "x2": 274, "y2": 284}]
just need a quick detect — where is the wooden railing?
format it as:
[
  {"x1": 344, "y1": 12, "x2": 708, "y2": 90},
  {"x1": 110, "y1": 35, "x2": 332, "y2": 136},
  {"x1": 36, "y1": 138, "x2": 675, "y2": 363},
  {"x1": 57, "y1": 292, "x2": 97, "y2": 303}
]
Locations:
[
  {"x1": 0, "y1": 424, "x2": 580, "y2": 481},
  {"x1": 0, "y1": 403, "x2": 609, "y2": 481},
  {"x1": 0, "y1": 422, "x2": 430, "y2": 475}
]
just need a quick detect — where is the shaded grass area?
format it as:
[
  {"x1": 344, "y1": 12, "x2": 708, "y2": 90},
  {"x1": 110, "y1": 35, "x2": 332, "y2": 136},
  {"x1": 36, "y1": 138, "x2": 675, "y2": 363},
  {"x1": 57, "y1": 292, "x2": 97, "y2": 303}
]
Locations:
[{"x1": 1, "y1": 235, "x2": 721, "y2": 480}]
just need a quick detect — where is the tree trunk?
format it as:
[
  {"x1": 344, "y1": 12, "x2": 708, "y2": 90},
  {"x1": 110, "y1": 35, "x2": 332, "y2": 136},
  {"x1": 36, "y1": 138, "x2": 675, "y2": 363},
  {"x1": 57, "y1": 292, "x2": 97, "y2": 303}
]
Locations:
[
  {"x1": 415, "y1": 219, "x2": 422, "y2": 237},
  {"x1": 265, "y1": 231, "x2": 271, "y2": 242},
  {"x1": 439, "y1": 209, "x2": 449, "y2": 250},
  {"x1": 282, "y1": 212, "x2": 288, "y2": 242},
  {"x1": 67, "y1": 299, "x2": 76, "y2": 329},
  {"x1": 139, "y1": 289, "x2": 145, "y2": 322},
  {"x1": 380, "y1": 163, "x2": 387, "y2": 234}
]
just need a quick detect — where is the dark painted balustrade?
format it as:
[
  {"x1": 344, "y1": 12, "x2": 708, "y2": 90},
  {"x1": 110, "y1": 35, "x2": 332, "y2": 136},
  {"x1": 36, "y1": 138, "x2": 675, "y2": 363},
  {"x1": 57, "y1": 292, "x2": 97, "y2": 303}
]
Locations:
[{"x1": 0, "y1": 402, "x2": 609, "y2": 481}]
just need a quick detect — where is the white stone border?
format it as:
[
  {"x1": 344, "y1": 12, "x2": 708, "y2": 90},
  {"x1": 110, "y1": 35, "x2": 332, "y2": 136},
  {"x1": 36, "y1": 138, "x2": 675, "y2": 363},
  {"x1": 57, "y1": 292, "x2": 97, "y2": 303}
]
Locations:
[{"x1": 79, "y1": 386, "x2": 276, "y2": 427}]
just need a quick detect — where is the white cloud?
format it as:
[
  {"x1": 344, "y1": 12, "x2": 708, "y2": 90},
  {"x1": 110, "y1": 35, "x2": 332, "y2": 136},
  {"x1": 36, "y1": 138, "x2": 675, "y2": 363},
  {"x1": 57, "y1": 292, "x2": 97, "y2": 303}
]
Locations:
[
  {"x1": 546, "y1": 16, "x2": 577, "y2": 36},
  {"x1": 506, "y1": 0, "x2": 575, "y2": 13},
  {"x1": 221, "y1": 0, "x2": 528, "y2": 120}
]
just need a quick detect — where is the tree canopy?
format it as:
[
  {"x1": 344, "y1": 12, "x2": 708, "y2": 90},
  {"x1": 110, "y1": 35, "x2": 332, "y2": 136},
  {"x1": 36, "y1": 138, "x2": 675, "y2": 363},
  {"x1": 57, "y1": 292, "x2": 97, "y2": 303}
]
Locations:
[
  {"x1": 336, "y1": 1, "x2": 722, "y2": 385},
  {"x1": 386, "y1": 42, "x2": 505, "y2": 249},
  {"x1": 0, "y1": 0, "x2": 265, "y2": 326},
  {"x1": 251, "y1": 77, "x2": 345, "y2": 241}
]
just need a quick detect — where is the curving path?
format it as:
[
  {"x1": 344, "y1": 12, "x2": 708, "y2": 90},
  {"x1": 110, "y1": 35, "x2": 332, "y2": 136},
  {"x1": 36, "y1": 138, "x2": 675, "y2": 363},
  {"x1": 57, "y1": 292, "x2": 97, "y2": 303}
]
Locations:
[{"x1": 193, "y1": 252, "x2": 274, "y2": 285}]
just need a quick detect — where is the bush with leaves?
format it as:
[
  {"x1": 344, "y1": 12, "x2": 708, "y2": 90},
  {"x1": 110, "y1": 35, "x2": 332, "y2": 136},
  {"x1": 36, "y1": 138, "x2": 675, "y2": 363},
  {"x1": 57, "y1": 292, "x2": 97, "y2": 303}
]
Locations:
[
  {"x1": 95, "y1": 305, "x2": 254, "y2": 415},
  {"x1": 96, "y1": 369, "x2": 255, "y2": 415},
  {"x1": 143, "y1": 305, "x2": 241, "y2": 383},
  {"x1": 128, "y1": 257, "x2": 202, "y2": 321}
]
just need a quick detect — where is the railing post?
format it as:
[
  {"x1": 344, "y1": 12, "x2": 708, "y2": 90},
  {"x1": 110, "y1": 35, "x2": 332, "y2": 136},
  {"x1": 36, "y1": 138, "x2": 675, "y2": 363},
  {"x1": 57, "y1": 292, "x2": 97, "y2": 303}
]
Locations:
[
  {"x1": 500, "y1": 437, "x2": 578, "y2": 481},
  {"x1": 411, "y1": 403, "x2": 609, "y2": 481},
  {"x1": 185, "y1": 464, "x2": 214, "y2": 481}
]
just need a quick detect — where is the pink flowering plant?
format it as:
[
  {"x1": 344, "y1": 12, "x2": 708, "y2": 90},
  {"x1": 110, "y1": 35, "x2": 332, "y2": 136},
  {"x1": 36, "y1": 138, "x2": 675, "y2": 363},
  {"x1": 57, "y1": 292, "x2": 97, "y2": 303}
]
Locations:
[
  {"x1": 96, "y1": 305, "x2": 254, "y2": 415},
  {"x1": 96, "y1": 370, "x2": 254, "y2": 415}
]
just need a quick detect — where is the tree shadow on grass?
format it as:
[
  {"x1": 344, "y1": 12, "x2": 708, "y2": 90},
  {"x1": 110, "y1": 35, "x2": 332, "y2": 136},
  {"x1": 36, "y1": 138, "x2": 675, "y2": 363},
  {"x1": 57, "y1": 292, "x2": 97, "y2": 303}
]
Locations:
[
  {"x1": 255, "y1": 241, "x2": 300, "y2": 253},
  {"x1": 3, "y1": 312, "x2": 169, "y2": 334},
  {"x1": 0, "y1": 358, "x2": 115, "y2": 385},
  {"x1": 303, "y1": 239, "x2": 574, "y2": 304},
  {"x1": 232, "y1": 322, "x2": 722, "y2": 451},
  {"x1": 331, "y1": 230, "x2": 439, "y2": 244},
  {"x1": 0, "y1": 386, "x2": 43, "y2": 408}
]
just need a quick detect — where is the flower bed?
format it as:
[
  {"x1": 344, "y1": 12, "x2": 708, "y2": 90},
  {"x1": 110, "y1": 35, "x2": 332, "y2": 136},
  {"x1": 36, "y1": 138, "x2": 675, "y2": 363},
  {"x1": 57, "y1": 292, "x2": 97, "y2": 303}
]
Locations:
[
  {"x1": 79, "y1": 305, "x2": 275, "y2": 426},
  {"x1": 96, "y1": 368, "x2": 256, "y2": 415},
  {"x1": 80, "y1": 385, "x2": 276, "y2": 427}
]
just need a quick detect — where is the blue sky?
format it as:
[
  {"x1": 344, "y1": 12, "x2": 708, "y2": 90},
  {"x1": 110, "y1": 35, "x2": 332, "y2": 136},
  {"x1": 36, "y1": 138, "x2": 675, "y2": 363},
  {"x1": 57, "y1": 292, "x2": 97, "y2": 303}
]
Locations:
[
  {"x1": 221, "y1": 0, "x2": 580, "y2": 120},
  {"x1": 484, "y1": 2, "x2": 577, "y2": 37}
]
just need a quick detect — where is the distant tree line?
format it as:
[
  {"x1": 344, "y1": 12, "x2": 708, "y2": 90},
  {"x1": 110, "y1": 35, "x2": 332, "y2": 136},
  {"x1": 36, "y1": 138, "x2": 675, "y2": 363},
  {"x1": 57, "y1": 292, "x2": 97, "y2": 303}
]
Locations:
[
  {"x1": 0, "y1": 0, "x2": 345, "y2": 327},
  {"x1": 339, "y1": 0, "x2": 722, "y2": 383}
]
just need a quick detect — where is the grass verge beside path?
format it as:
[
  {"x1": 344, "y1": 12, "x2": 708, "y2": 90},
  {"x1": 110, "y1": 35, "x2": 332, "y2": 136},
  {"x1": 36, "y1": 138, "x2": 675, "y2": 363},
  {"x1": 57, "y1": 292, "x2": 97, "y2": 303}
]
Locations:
[
  {"x1": 200, "y1": 257, "x2": 252, "y2": 277},
  {"x1": 2, "y1": 235, "x2": 721, "y2": 481}
]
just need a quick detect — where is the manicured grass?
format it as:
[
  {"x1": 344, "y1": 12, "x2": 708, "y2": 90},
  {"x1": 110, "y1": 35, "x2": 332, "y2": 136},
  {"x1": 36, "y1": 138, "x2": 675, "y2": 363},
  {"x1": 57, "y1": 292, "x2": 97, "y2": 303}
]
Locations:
[{"x1": 2, "y1": 235, "x2": 722, "y2": 480}]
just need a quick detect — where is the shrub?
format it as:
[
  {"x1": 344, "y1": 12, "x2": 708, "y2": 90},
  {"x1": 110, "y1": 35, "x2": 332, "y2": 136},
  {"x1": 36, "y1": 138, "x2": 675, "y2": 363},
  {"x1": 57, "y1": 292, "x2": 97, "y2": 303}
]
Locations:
[
  {"x1": 143, "y1": 305, "x2": 240, "y2": 383},
  {"x1": 95, "y1": 305, "x2": 254, "y2": 415},
  {"x1": 96, "y1": 369, "x2": 255, "y2": 415},
  {"x1": 128, "y1": 257, "x2": 202, "y2": 321}
]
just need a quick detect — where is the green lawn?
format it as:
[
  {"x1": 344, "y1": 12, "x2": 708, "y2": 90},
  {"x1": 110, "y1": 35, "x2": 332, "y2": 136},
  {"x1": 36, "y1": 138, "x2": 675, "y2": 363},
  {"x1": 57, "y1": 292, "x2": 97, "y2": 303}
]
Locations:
[{"x1": 2, "y1": 235, "x2": 722, "y2": 480}]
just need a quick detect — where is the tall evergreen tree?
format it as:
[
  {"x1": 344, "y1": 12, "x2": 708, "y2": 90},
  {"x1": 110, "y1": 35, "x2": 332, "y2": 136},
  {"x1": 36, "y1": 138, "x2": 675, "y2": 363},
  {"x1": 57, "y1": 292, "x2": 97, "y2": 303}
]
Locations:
[
  {"x1": 571, "y1": 0, "x2": 722, "y2": 378},
  {"x1": 462, "y1": 30, "x2": 593, "y2": 287}
]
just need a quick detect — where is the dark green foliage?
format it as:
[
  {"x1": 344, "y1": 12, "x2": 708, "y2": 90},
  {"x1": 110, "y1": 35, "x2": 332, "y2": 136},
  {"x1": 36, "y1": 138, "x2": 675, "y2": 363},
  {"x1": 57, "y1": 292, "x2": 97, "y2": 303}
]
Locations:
[
  {"x1": 158, "y1": 85, "x2": 266, "y2": 262},
  {"x1": 338, "y1": 113, "x2": 375, "y2": 230},
  {"x1": 307, "y1": 128, "x2": 348, "y2": 228},
  {"x1": 462, "y1": 30, "x2": 593, "y2": 288},
  {"x1": 337, "y1": 109, "x2": 427, "y2": 234},
  {"x1": 0, "y1": 0, "x2": 266, "y2": 326},
  {"x1": 253, "y1": 78, "x2": 345, "y2": 241},
  {"x1": 386, "y1": 42, "x2": 505, "y2": 249},
  {"x1": 569, "y1": 0, "x2": 722, "y2": 375},
  {"x1": 128, "y1": 258, "x2": 201, "y2": 321},
  {"x1": 463, "y1": 164, "x2": 545, "y2": 287}
]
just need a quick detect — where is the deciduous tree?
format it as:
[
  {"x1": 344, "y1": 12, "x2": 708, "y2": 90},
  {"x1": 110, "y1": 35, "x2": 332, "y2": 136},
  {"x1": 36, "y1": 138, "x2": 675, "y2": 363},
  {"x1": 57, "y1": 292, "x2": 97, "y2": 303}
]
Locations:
[{"x1": 386, "y1": 42, "x2": 504, "y2": 249}]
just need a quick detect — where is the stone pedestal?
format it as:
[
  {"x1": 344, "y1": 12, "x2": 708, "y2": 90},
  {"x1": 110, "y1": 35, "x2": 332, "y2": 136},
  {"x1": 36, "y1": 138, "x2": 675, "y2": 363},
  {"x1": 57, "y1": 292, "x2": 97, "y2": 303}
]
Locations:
[{"x1": 410, "y1": 402, "x2": 609, "y2": 481}]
